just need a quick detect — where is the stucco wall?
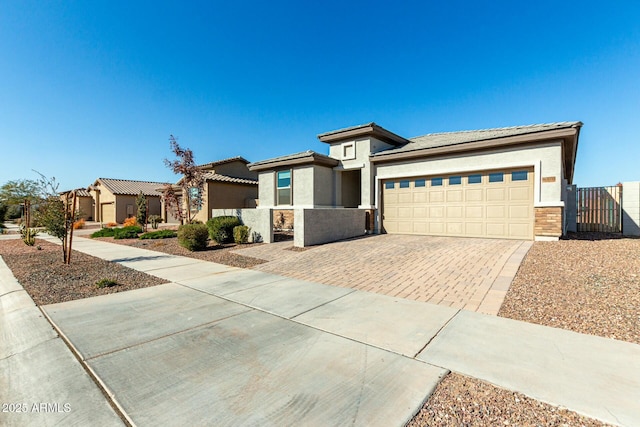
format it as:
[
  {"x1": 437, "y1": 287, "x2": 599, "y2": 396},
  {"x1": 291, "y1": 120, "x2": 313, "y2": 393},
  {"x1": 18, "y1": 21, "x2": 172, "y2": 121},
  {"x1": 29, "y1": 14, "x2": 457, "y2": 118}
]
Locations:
[
  {"x1": 294, "y1": 208, "x2": 366, "y2": 247},
  {"x1": 258, "y1": 171, "x2": 276, "y2": 207},
  {"x1": 292, "y1": 167, "x2": 314, "y2": 206},
  {"x1": 213, "y1": 162, "x2": 258, "y2": 180},
  {"x1": 313, "y1": 165, "x2": 334, "y2": 207},
  {"x1": 211, "y1": 208, "x2": 273, "y2": 243},
  {"x1": 622, "y1": 181, "x2": 640, "y2": 236},
  {"x1": 193, "y1": 182, "x2": 258, "y2": 223}
]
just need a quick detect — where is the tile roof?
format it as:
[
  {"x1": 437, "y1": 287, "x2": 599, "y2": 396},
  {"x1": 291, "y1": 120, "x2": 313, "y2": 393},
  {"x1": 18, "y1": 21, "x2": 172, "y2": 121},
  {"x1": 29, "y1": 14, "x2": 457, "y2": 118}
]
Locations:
[
  {"x1": 373, "y1": 121, "x2": 582, "y2": 156},
  {"x1": 60, "y1": 188, "x2": 91, "y2": 197},
  {"x1": 92, "y1": 178, "x2": 168, "y2": 196},
  {"x1": 198, "y1": 156, "x2": 249, "y2": 169},
  {"x1": 202, "y1": 172, "x2": 257, "y2": 185},
  {"x1": 248, "y1": 150, "x2": 337, "y2": 167}
]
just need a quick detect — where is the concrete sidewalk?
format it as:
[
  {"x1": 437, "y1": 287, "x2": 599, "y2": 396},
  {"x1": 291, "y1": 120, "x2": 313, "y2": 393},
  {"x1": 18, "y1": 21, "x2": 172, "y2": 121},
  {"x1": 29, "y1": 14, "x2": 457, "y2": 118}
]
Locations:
[{"x1": 6, "y1": 235, "x2": 640, "y2": 426}]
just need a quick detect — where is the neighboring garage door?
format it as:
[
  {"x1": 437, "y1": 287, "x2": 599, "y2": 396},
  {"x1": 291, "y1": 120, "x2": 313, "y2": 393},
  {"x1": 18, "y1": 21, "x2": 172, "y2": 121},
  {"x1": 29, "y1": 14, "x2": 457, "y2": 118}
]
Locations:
[
  {"x1": 382, "y1": 168, "x2": 534, "y2": 239},
  {"x1": 100, "y1": 203, "x2": 115, "y2": 224}
]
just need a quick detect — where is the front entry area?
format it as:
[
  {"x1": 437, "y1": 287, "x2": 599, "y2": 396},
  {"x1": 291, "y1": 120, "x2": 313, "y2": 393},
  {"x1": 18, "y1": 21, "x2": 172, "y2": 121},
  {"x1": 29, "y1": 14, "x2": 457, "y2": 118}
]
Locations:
[{"x1": 382, "y1": 168, "x2": 534, "y2": 240}]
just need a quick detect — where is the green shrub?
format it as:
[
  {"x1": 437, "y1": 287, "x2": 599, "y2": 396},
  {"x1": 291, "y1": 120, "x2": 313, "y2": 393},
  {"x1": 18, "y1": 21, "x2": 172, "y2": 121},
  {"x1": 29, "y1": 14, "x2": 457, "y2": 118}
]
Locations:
[
  {"x1": 148, "y1": 215, "x2": 163, "y2": 229},
  {"x1": 178, "y1": 223, "x2": 209, "y2": 251},
  {"x1": 206, "y1": 216, "x2": 241, "y2": 244},
  {"x1": 90, "y1": 227, "x2": 116, "y2": 238},
  {"x1": 139, "y1": 230, "x2": 177, "y2": 239},
  {"x1": 20, "y1": 225, "x2": 37, "y2": 246},
  {"x1": 95, "y1": 278, "x2": 118, "y2": 289},
  {"x1": 113, "y1": 225, "x2": 143, "y2": 239},
  {"x1": 233, "y1": 225, "x2": 250, "y2": 244}
]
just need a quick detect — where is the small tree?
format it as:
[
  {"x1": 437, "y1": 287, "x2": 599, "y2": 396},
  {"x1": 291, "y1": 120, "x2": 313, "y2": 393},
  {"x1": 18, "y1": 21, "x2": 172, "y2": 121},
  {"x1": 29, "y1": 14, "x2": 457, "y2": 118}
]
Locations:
[
  {"x1": 161, "y1": 135, "x2": 205, "y2": 224},
  {"x1": 136, "y1": 191, "x2": 148, "y2": 231},
  {"x1": 33, "y1": 172, "x2": 77, "y2": 264}
]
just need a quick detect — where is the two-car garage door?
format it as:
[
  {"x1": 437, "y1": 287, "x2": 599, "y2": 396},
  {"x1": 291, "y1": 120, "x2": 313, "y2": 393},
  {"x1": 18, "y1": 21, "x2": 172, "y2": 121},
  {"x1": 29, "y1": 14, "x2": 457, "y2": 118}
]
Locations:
[{"x1": 382, "y1": 168, "x2": 534, "y2": 240}]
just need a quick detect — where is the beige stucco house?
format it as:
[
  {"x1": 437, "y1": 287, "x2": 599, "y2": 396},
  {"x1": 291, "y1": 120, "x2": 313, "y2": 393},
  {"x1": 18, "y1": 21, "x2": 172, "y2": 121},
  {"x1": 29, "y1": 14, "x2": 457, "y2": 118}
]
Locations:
[
  {"x1": 169, "y1": 157, "x2": 258, "y2": 224},
  {"x1": 88, "y1": 178, "x2": 165, "y2": 224},
  {"x1": 248, "y1": 122, "x2": 582, "y2": 243},
  {"x1": 59, "y1": 188, "x2": 94, "y2": 221}
]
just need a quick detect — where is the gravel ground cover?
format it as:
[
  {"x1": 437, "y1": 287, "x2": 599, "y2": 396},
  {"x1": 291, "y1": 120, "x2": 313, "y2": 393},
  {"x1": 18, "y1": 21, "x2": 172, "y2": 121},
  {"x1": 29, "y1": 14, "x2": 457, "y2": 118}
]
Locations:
[
  {"x1": 0, "y1": 238, "x2": 167, "y2": 305},
  {"x1": 407, "y1": 373, "x2": 612, "y2": 427},
  {"x1": 499, "y1": 233, "x2": 640, "y2": 345}
]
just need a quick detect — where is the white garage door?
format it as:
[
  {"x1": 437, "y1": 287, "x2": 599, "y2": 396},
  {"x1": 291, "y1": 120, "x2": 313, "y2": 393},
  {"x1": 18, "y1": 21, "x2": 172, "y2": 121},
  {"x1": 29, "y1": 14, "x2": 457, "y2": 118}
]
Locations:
[{"x1": 382, "y1": 168, "x2": 534, "y2": 240}]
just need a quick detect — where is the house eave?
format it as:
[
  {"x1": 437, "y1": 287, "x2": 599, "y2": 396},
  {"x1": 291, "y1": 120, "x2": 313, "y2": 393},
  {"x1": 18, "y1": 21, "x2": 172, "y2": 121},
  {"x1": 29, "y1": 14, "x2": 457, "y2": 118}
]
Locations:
[
  {"x1": 318, "y1": 123, "x2": 409, "y2": 146},
  {"x1": 249, "y1": 154, "x2": 339, "y2": 172}
]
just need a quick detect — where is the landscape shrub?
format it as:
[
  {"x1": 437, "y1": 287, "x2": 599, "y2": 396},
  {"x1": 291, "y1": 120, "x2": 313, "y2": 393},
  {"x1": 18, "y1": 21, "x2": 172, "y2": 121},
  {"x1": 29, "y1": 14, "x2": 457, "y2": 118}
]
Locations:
[
  {"x1": 73, "y1": 218, "x2": 85, "y2": 229},
  {"x1": 206, "y1": 216, "x2": 241, "y2": 244},
  {"x1": 90, "y1": 227, "x2": 116, "y2": 238},
  {"x1": 233, "y1": 225, "x2": 250, "y2": 244},
  {"x1": 123, "y1": 217, "x2": 137, "y2": 227},
  {"x1": 139, "y1": 230, "x2": 177, "y2": 239},
  {"x1": 105, "y1": 222, "x2": 118, "y2": 228},
  {"x1": 178, "y1": 223, "x2": 209, "y2": 251},
  {"x1": 95, "y1": 278, "x2": 118, "y2": 289},
  {"x1": 20, "y1": 225, "x2": 37, "y2": 246},
  {"x1": 113, "y1": 225, "x2": 143, "y2": 239},
  {"x1": 148, "y1": 215, "x2": 163, "y2": 229}
]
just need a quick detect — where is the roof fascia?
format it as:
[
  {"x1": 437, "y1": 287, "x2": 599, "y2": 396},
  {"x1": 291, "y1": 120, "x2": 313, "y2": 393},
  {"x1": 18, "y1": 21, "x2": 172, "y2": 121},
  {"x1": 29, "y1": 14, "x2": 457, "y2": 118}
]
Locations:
[{"x1": 318, "y1": 123, "x2": 409, "y2": 146}]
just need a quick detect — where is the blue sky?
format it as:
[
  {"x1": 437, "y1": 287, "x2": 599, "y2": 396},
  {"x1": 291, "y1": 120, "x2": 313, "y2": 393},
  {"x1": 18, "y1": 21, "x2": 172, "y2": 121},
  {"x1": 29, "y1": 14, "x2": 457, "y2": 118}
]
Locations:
[{"x1": 1, "y1": 1, "x2": 638, "y2": 190}]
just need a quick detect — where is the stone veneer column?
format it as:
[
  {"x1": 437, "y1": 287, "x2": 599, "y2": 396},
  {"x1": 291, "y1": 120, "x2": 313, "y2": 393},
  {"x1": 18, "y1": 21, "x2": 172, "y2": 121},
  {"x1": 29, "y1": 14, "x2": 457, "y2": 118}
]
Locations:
[{"x1": 534, "y1": 207, "x2": 563, "y2": 238}]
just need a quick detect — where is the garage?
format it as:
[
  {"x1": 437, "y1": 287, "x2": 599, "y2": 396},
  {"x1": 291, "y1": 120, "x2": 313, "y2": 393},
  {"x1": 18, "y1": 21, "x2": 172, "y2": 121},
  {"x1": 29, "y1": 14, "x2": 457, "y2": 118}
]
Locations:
[{"x1": 382, "y1": 168, "x2": 534, "y2": 239}]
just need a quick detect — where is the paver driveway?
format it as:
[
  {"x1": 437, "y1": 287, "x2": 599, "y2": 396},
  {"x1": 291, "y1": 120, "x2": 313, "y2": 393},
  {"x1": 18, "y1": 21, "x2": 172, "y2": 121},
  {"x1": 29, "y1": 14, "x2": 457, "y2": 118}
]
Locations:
[{"x1": 234, "y1": 235, "x2": 532, "y2": 314}]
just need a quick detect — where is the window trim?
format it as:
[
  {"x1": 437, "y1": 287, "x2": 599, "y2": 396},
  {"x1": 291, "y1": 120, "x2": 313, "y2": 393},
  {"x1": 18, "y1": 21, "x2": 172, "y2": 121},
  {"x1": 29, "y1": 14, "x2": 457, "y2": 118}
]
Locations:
[{"x1": 276, "y1": 169, "x2": 292, "y2": 206}]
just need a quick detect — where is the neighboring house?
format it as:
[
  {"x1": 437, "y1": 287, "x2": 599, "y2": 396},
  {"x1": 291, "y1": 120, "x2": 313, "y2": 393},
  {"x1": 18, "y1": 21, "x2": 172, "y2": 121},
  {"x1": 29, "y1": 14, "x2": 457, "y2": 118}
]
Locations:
[
  {"x1": 248, "y1": 121, "x2": 582, "y2": 242},
  {"x1": 59, "y1": 188, "x2": 94, "y2": 220},
  {"x1": 87, "y1": 178, "x2": 165, "y2": 224},
  {"x1": 170, "y1": 156, "x2": 258, "y2": 224}
]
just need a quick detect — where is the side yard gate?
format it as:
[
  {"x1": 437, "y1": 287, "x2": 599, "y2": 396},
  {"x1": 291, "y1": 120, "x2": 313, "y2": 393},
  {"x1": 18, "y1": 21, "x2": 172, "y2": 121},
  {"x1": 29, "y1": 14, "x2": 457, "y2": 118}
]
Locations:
[{"x1": 577, "y1": 185, "x2": 622, "y2": 232}]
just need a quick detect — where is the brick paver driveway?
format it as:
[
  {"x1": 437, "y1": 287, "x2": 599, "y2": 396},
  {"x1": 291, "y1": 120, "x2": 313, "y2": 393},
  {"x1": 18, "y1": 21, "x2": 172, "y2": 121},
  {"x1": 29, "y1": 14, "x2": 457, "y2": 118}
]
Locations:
[{"x1": 234, "y1": 234, "x2": 532, "y2": 315}]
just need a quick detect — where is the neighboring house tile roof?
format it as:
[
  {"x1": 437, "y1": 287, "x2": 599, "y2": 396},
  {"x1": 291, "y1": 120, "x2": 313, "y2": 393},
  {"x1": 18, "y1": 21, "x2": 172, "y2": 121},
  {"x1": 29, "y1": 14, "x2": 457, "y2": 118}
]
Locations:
[
  {"x1": 90, "y1": 178, "x2": 168, "y2": 196},
  {"x1": 198, "y1": 156, "x2": 249, "y2": 169},
  {"x1": 60, "y1": 188, "x2": 91, "y2": 197},
  {"x1": 248, "y1": 150, "x2": 339, "y2": 171},
  {"x1": 373, "y1": 121, "x2": 582, "y2": 156},
  {"x1": 202, "y1": 172, "x2": 258, "y2": 185}
]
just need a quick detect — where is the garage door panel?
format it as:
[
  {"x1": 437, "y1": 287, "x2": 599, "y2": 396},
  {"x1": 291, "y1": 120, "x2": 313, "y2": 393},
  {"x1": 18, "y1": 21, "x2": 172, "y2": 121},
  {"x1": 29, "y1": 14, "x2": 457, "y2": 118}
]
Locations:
[
  {"x1": 413, "y1": 193, "x2": 427, "y2": 203},
  {"x1": 447, "y1": 206, "x2": 463, "y2": 218},
  {"x1": 429, "y1": 206, "x2": 444, "y2": 218},
  {"x1": 383, "y1": 168, "x2": 533, "y2": 240},
  {"x1": 509, "y1": 187, "x2": 531, "y2": 201},
  {"x1": 430, "y1": 191, "x2": 444, "y2": 202},
  {"x1": 487, "y1": 188, "x2": 506, "y2": 201},
  {"x1": 466, "y1": 189, "x2": 483, "y2": 202},
  {"x1": 447, "y1": 190, "x2": 463, "y2": 202},
  {"x1": 509, "y1": 205, "x2": 531, "y2": 219},
  {"x1": 447, "y1": 223, "x2": 463, "y2": 234},
  {"x1": 413, "y1": 207, "x2": 427, "y2": 218},
  {"x1": 487, "y1": 205, "x2": 505, "y2": 219}
]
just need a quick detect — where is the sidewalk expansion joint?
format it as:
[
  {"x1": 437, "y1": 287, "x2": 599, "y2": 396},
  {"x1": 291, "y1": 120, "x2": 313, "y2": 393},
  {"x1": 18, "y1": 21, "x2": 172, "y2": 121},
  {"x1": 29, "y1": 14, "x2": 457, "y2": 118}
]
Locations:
[
  {"x1": 413, "y1": 309, "x2": 460, "y2": 359},
  {"x1": 0, "y1": 336, "x2": 58, "y2": 361},
  {"x1": 289, "y1": 289, "x2": 358, "y2": 320},
  {"x1": 0, "y1": 288, "x2": 25, "y2": 298}
]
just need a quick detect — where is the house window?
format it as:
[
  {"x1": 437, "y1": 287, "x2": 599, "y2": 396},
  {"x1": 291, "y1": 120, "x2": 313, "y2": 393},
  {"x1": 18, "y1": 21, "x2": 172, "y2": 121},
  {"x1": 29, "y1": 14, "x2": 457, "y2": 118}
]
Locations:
[
  {"x1": 342, "y1": 142, "x2": 356, "y2": 160},
  {"x1": 512, "y1": 171, "x2": 528, "y2": 181},
  {"x1": 431, "y1": 177, "x2": 443, "y2": 186},
  {"x1": 189, "y1": 187, "x2": 202, "y2": 211},
  {"x1": 277, "y1": 170, "x2": 292, "y2": 205},
  {"x1": 415, "y1": 179, "x2": 426, "y2": 187},
  {"x1": 489, "y1": 172, "x2": 504, "y2": 183},
  {"x1": 399, "y1": 180, "x2": 410, "y2": 188},
  {"x1": 468, "y1": 174, "x2": 482, "y2": 184},
  {"x1": 385, "y1": 181, "x2": 395, "y2": 190},
  {"x1": 449, "y1": 176, "x2": 462, "y2": 185}
]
